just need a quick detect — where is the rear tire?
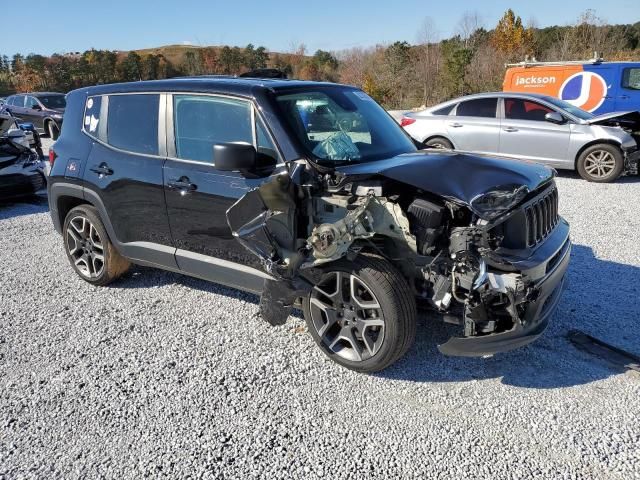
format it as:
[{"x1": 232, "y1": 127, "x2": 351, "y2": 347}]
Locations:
[
  {"x1": 46, "y1": 120, "x2": 60, "y2": 140},
  {"x1": 576, "y1": 144, "x2": 623, "y2": 183},
  {"x1": 63, "y1": 205, "x2": 130, "y2": 286},
  {"x1": 303, "y1": 254, "x2": 416, "y2": 373},
  {"x1": 424, "y1": 137, "x2": 453, "y2": 150}
]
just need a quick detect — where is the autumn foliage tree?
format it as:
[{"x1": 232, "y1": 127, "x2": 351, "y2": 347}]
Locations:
[{"x1": 491, "y1": 9, "x2": 535, "y2": 60}]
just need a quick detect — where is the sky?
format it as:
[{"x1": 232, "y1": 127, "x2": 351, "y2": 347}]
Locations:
[{"x1": 3, "y1": 0, "x2": 639, "y2": 56}]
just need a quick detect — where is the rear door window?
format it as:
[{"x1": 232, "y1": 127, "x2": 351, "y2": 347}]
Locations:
[
  {"x1": 106, "y1": 94, "x2": 159, "y2": 155},
  {"x1": 173, "y1": 95, "x2": 253, "y2": 163},
  {"x1": 25, "y1": 96, "x2": 39, "y2": 109},
  {"x1": 456, "y1": 98, "x2": 498, "y2": 118},
  {"x1": 504, "y1": 98, "x2": 553, "y2": 121}
]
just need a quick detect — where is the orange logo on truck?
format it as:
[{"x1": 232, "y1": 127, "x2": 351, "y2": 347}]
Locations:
[{"x1": 558, "y1": 72, "x2": 607, "y2": 112}]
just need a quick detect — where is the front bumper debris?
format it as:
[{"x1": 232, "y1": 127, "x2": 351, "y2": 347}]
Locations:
[
  {"x1": 625, "y1": 149, "x2": 640, "y2": 175},
  {"x1": 438, "y1": 232, "x2": 571, "y2": 357}
]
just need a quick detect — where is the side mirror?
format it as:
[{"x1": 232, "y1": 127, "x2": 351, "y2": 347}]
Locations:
[
  {"x1": 213, "y1": 142, "x2": 257, "y2": 171},
  {"x1": 545, "y1": 112, "x2": 565, "y2": 124},
  {"x1": 31, "y1": 104, "x2": 42, "y2": 111}
]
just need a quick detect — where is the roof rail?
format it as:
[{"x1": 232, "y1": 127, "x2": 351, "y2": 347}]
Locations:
[{"x1": 506, "y1": 52, "x2": 604, "y2": 68}]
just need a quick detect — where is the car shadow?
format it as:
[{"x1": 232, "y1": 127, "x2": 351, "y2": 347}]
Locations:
[
  {"x1": 377, "y1": 243, "x2": 640, "y2": 388},
  {"x1": 556, "y1": 170, "x2": 640, "y2": 183},
  {"x1": 113, "y1": 266, "x2": 310, "y2": 322},
  {"x1": 110, "y1": 243, "x2": 638, "y2": 388},
  {"x1": 0, "y1": 195, "x2": 49, "y2": 220}
]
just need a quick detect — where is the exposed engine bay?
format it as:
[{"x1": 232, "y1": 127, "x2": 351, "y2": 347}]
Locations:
[{"x1": 227, "y1": 159, "x2": 564, "y2": 353}]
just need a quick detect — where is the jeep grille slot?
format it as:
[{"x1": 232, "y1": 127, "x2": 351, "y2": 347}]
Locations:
[{"x1": 525, "y1": 186, "x2": 559, "y2": 247}]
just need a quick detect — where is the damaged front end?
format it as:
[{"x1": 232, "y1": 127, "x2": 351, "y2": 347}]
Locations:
[{"x1": 227, "y1": 155, "x2": 570, "y2": 357}]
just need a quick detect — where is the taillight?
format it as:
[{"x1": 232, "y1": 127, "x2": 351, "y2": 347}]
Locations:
[
  {"x1": 400, "y1": 116, "x2": 416, "y2": 127},
  {"x1": 49, "y1": 148, "x2": 57, "y2": 168}
]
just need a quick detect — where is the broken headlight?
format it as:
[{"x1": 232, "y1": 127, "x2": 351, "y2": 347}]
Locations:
[{"x1": 470, "y1": 184, "x2": 529, "y2": 221}]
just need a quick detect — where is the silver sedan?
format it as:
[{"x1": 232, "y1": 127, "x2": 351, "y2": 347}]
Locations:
[{"x1": 400, "y1": 92, "x2": 640, "y2": 182}]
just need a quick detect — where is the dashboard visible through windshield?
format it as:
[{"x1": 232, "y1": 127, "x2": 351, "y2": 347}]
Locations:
[{"x1": 275, "y1": 88, "x2": 416, "y2": 165}]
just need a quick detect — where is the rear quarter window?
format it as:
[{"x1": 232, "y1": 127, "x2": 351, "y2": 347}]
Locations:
[
  {"x1": 106, "y1": 94, "x2": 159, "y2": 156},
  {"x1": 83, "y1": 96, "x2": 104, "y2": 139},
  {"x1": 432, "y1": 104, "x2": 455, "y2": 116}
]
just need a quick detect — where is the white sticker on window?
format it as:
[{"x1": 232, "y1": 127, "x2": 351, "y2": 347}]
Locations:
[
  {"x1": 84, "y1": 115, "x2": 90, "y2": 126},
  {"x1": 87, "y1": 98, "x2": 94, "y2": 109},
  {"x1": 89, "y1": 115, "x2": 99, "y2": 132}
]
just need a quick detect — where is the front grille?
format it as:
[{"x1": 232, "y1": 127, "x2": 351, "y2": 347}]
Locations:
[{"x1": 525, "y1": 186, "x2": 559, "y2": 247}]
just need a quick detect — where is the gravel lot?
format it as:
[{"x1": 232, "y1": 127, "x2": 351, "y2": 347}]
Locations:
[{"x1": 1, "y1": 140, "x2": 639, "y2": 479}]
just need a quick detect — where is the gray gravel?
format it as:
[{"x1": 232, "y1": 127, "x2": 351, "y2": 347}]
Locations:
[{"x1": 1, "y1": 154, "x2": 639, "y2": 478}]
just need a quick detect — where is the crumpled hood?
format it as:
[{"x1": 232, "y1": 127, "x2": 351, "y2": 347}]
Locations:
[
  {"x1": 584, "y1": 110, "x2": 640, "y2": 129},
  {"x1": 336, "y1": 150, "x2": 554, "y2": 207}
]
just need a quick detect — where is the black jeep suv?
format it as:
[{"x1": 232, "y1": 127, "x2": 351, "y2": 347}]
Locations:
[{"x1": 47, "y1": 78, "x2": 571, "y2": 372}]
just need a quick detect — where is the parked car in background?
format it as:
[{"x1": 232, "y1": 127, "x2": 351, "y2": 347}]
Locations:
[
  {"x1": 0, "y1": 110, "x2": 45, "y2": 158},
  {"x1": 47, "y1": 78, "x2": 570, "y2": 372},
  {"x1": 400, "y1": 92, "x2": 640, "y2": 183},
  {"x1": 0, "y1": 113, "x2": 47, "y2": 199},
  {"x1": 503, "y1": 58, "x2": 640, "y2": 114},
  {"x1": 1, "y1": 92, "x2": 66, "y2": 139}
]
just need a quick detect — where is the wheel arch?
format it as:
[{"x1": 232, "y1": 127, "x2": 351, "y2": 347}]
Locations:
[
  {"x1": 57, "y1": 196, "x2": 91, "y2": 230},
  {"x1": 49, "y1": 184, "x2": 114, "y2": 243},
  {"x1": 574, "y1": 139, "x2": 623, "y2": 169},
  {"x1": 422, "y1": 134, "x2": 456, "y2": 149}
]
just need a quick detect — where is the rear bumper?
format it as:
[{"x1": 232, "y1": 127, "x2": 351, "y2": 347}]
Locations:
[
  {"x1": 0, "y1": 170, "x2": 46, "y2": 199},
  {"x1": 438, "y1": 228, "x2": 571, "y2": 357}
]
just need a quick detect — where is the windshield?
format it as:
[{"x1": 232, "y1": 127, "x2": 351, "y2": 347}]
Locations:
[
  {"x1": 275, "y1": 88, "x2": 416, "y2": 165},
  {"x1": 38, "y1": 95, "x2": 66, "y2": 109},
  {"x1": 542, "y1": 96, "x2": 594, "y2": 121}
]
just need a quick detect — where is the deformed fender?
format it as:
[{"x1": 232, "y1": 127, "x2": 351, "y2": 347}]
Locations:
[{"x1": 226, "y1": 166, "x2": 315, "y2": 326}]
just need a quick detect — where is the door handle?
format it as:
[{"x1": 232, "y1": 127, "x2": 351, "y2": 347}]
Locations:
[
  {"x1": 503, "y1": 127, "x2": 519, "y2": 132},
  {"x1": 90, "y1": 163, "x2": 113, "y2": 176},
  {"x1": 449, "y1": 122, "x2": 463, "y2": 128},
  {"x1": 167, "y1": 177, "x2": 197, "y2": 194}
]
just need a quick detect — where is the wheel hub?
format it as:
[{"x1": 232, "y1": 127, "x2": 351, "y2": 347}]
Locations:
[
  {"x1": 341, "y1": 306, "x2": 356, "y2": 325},
  {"x1": 66, "y1": 215, "x2": 105, "y2": 279},
  {"x1": 585, "y1": 150, "x2": 616, "y2": 178},
  {"x1": 308, "y1": 271, "x2": 386, "y2": 362}
]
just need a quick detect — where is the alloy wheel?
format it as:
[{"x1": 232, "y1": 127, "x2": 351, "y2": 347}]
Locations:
[
  {"x1": 66, "y1": 215, "x2": 105, "y2": 278},
  {"x1": 584, "y1": 150, "x2": 617, "y2": 179},
  {"x1": 309, "y1": 271, "x2": 385, "y2": 362}
]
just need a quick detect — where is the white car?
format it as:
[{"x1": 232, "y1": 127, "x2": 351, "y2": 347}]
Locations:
[{"x1": 400, "y1": 92, "x2": 640, "y2": 182}]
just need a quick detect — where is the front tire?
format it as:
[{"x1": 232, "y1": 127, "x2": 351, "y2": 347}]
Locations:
[
  {"x1": 576, "y1": 144, "x2": 623, "y2": 183},
  {"x1": 63, "y1": 205, "x2": 130, "y2": 286},
  {"x1": 303, "y1": 254, "x2": 416, "y2": 373}
]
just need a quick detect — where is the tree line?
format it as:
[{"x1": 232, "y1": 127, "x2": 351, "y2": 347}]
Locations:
[{"x1": 1, "y1": 9, "x2": 639, "y2": 109}]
